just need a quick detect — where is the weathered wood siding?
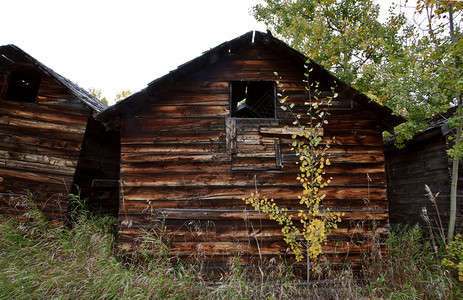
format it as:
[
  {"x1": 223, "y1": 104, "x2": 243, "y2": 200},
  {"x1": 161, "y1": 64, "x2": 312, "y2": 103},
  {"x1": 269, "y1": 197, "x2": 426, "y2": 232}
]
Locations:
[
  {"x1": 385, "y1": 129, "x2": 463, "y2": 234},
  {"x1": 73, "y1": 116, "x2": 120, "y2": 217},
  {"x1": 0, "y1": 45, "x2": 112, "y2": 223},
  {"x1": 0, "y1": 72, "x2": 91, "y2": 223},
  {"x1": 117, "y1": 42, "x2": 388, "y2": 274}
]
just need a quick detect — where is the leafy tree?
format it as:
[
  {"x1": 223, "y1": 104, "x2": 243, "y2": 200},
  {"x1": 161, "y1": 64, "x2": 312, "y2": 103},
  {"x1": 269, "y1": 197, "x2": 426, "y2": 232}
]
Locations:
[
  {"x1": 380, "y1": 0, "x2": 462, "y2": 240},
  {"x1": 253, "y1": 0, "x2": 407, "y2": 94},
  {"x1": 253, "y1": 0, "x2": 463, "y2": 241},
  {"x1": 378, "y1": 1, "x2": 462, "y2": 142}
]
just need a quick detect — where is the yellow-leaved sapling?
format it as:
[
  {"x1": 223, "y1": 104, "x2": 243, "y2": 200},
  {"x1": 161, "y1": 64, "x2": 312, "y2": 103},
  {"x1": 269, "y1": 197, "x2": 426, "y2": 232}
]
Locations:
[{"x1": 243, "y1": 69, "x2": 343, "y2": 280}]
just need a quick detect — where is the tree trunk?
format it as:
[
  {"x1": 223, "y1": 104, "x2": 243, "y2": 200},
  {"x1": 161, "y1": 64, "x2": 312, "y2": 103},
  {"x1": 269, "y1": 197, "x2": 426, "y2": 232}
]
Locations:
[
  {"x1": 448, "y1": 138, "x2": 460, "y2": 243},
  {"x1": 447, "y1": 4, "x2": 460, "y2": 243},
  {"x1": 307, "y1": 249, "x2": 310, "y2": 286},
  {"x1": 448, "y1": 96, "x2": 461, "y2": 243}
]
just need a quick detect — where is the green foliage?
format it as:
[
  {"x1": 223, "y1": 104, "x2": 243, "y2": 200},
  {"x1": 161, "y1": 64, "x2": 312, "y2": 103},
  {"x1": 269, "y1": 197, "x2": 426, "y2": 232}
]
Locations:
[
  {"x1": 443, "y1": 234, "x2": 463, "y2": 281},
  {"x1": 391, "y1": 0, "x2": 463, "y2": 241},
  {"x1": 383, "y1": 225, "x2": 455, "y2": 299},
  {"x1": 253, "y1": 0, "x2": 406, "y2": 92},
  {"x1": 377, "y1": 0, "x2": 463, "y2": 149}
]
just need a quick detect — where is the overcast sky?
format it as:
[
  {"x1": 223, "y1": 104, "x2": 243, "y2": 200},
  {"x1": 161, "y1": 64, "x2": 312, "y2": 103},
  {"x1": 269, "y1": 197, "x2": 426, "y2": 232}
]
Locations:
[{"x1": 2, "y1": 0, "x2": 399, "y2": 104}]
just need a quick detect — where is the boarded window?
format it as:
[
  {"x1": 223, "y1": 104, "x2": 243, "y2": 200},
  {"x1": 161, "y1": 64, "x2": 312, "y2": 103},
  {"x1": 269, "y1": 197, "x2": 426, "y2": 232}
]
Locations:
[
  {"x1": 5, "y1": 68, "x2": 41, "y2": 103},
  {"x1": 226, "y1": 117, "x2": 282, "y2": 171},
  {"x1": 231, "y1": 81, "x2": 275, "y2": 118}
]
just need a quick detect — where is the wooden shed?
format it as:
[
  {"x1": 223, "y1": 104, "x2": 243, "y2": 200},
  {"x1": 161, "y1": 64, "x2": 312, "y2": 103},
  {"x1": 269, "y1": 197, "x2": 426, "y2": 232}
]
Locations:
[
  {"x1": 0, "y1": 45, "x2": 120, "y2": 223},
  {"x1": 385, "y1": 110, "x2": 463, "y2": 234},
  {"x1": 97, "y1": 31, "x2": 404, "y2": 274}
]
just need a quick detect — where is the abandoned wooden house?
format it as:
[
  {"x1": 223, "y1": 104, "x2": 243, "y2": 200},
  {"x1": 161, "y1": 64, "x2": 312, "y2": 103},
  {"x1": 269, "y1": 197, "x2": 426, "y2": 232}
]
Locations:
[
  {"x1": 96, "y1": 31, "x2": 404, "y2": 274},
  {"x1": 385, "y1": 109, "x2": 463, "y2": 234},
  {"x1": 0, "y1": 44, "x2": 120, "y2": 224}
]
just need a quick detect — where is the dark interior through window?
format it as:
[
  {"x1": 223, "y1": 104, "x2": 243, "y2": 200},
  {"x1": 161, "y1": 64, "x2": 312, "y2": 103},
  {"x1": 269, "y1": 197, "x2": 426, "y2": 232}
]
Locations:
[
  {"x1": 231, "y1": 81, "x2": 275, "y2": 118},
  {"x1": 5, "y1": 68, "x2": 41, "y2": 103}
]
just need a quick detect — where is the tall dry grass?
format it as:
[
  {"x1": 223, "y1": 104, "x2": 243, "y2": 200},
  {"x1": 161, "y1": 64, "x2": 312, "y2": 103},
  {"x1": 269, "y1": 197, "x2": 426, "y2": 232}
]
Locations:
[{"x1": 0, "y1": 193, "x2": 461, "y2": 299}]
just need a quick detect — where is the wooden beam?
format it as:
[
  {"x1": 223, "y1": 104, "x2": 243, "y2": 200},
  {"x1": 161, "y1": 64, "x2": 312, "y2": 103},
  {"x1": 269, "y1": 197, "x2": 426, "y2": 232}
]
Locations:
[{"x1": 259, "y1": 125, "x2": 323, "y2": 136}]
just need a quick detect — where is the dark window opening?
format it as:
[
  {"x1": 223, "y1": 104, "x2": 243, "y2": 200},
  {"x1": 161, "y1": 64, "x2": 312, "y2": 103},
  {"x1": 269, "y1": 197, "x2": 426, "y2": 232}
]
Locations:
[
  {"x1": 5, "y1": 68, "x2": 41, "y2": 103},
  {"x1": 231, "y1": 81, "x2": 275, "y2": 118}
]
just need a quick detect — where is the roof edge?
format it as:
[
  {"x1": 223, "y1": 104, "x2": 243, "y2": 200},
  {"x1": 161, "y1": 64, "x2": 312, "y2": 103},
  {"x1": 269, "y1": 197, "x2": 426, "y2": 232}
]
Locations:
[
  {"x1": 97, "y1": 31, "x2": 405, "y2": 131},
  {"x1": 0, "y1": 44, "x2": 107, "y2": 113}
]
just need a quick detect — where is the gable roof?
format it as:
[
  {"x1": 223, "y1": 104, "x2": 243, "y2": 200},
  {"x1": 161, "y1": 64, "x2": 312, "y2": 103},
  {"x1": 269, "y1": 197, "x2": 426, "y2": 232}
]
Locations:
[
  {"x1": 97, "y1": 31, "x2": 405, "y2": 130},
  {"x1": 0, "y1": 44, "x2": 107, "y2": 113}
]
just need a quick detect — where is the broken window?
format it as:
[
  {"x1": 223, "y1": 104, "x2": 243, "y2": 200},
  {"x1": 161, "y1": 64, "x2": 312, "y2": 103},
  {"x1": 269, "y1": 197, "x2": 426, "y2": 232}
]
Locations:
[
  {"x1": 231, "y1": 81, "x2": 275, "y2": 118},
  {"x1": 5, "y1": 68, "x2": 41, "y2": 103}
]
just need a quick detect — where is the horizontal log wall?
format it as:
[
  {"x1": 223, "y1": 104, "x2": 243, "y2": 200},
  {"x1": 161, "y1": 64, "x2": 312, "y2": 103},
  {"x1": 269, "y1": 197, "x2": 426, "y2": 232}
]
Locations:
[
  {"x1": 118, "y1": 45, "x2": 387, "y2": 275},
  {"x1": 0, "y1": 72, "x2": 91, "y2": 224},
  {"x1": 386, "y1": 133, "x2": 463, "y2": 234}
]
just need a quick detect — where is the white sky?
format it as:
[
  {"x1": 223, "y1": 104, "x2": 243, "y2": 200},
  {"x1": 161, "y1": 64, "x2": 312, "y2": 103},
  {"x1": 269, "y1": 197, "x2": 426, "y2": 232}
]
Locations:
[{"x1": 1, "y1": 0, "x2": 399, "y2": 104}]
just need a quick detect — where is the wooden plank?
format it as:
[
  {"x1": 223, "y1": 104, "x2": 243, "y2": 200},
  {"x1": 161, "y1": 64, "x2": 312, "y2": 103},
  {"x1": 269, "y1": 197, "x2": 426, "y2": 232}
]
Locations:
[
  {"x1": 0, "y1": 149, "x2": 78, "y2": 168},
  {"x1": 2, "y1": 105, "x2": 89, "y2": 126},
  {"x1": 0, "y1": 132, "x2": 82, "y2": 152},
  {"x1": 121, "y1": 186, "x2": 387, "y2": 201},
  {"x1": 121, "y1": 152, "x2": 231, "y2": 163},
  {"x1": 120, "y1": 160, "x2": 385, "y2": 175},
  {"x1": 122, "y1": 117, "x2": 225, "y2": 132},
  {"x1": 0, "y1": 98, "x2": 91, "y2": 117},
  {"x1": 193, "y1": 68, "x2": 304, "y2": 83},
  {"x1": 0, "y1": 173, "x2": 71, "y2": 193},
  {"x1": 121, "y1": 143, "x2": 223, "y2": 154},
  {"x1": 132, "y1": 105, "x2": 229, "y2": 118},
  {"x1": 231, "y1": 157, "x2": 278, "y2": 170},
  {"x1": 141, "y1": 95, "x2": 229, "y2": 106},
  {"x1": 121, "y1": 130, "x2": 224, "y2": 145},
  {"x1": 259, "y1": 126, "x2": 323, "y2": 136},
  {"x1": 278, "y1": 134, "x2": 383, "y2": 147},
  {"x1": 118, "y1": 197, "x2": 388, "y2": 211},
  {"x1": 280, "y1": 144, "x2": 384, "y2": 155},
  {"x1": 162, "y1": 81, "x2": 229, "y2": 94},
  {"x1": 0, "y1": 167, "x2": 74, "y2": 184},
  {"x1": 0, "y1": 123, "x2": 86, "y2": 144},
  {"x1": 0, "y1": 139, "x2": 81, "y2": 159},
  {"x1": 131, "y1": 239, "x2": 380, "y2": 256},
  {"x1": 124, "y1": 208, "x2": 387, "y2": 221},
  {"x1": 119, "y1": 172, "x2": 386, "y2": 187},
  {"x1": 121, "y1": 161, "x2": 231, "y2": 174},
  {"x1": 282, "y1": 153, "x2": 385, "y2": 164},
  {"x1": 225, "y1": 117, "x2": 236, "y2": 154},
  {"x1": 118, "y1": 220, "x2": 389, "y2": 242},
  {"x1": 224, "y1": 57, "x2": 306, "y2": 71},
  {"x1": 0, "y1": 157, "x2": 76, "y2": 174},
  {"x1": 0, "y1": 115, "x2": 86, "y2": 134}
]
